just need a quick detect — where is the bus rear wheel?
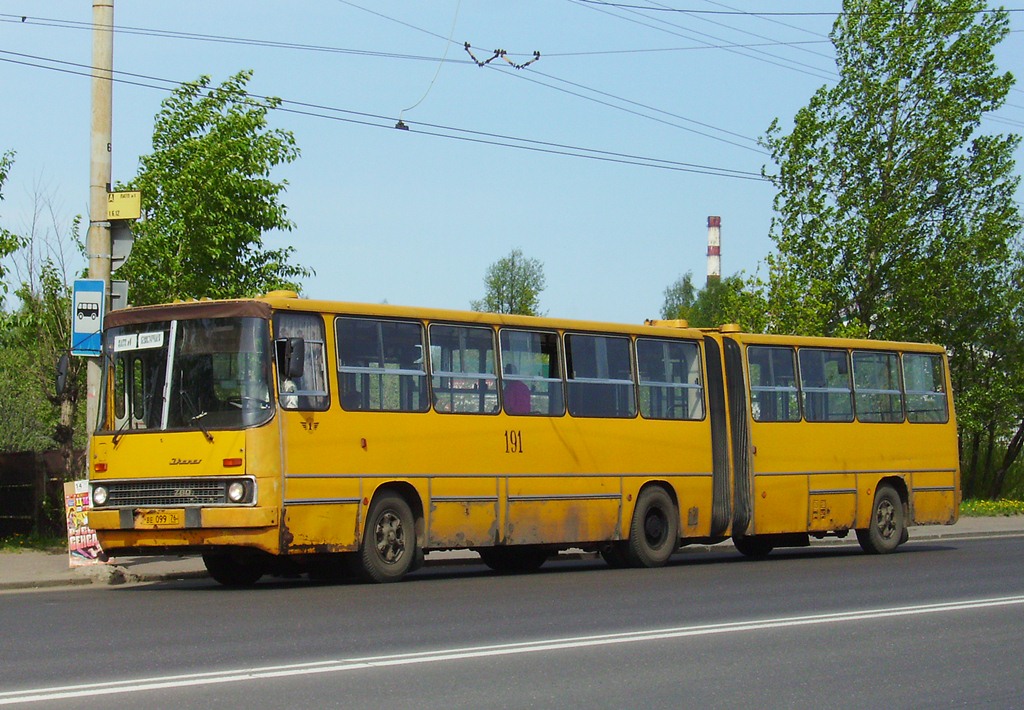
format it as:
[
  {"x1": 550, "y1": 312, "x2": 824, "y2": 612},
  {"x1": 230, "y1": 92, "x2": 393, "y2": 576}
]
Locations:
[
  {"x1": 202, "y1": 551, "x2": 265, "y2": 587},
  {"x1": 856, "y1": 484, "x2": 905, "y2": 554},
  {"x1": 626, "y1": 486, "x2": 679, "y2": 568},
  {"x1": 360, "y1": 493, "x2": 417, "y2": 583}
]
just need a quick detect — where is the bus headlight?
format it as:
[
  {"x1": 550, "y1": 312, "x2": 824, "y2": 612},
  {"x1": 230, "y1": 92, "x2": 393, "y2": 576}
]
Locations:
[
  {"x1": 92, "y1": 485, "x2": 109, "y2": 507},
  {"x1": 227, "y1": 480, "x2": 247, "y2": 503}
]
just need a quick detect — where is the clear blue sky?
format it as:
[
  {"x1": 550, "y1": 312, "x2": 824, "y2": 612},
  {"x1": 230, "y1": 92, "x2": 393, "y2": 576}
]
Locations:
[{"x1": 1, "y1": 1, "x2": 1022, "y2": 324}]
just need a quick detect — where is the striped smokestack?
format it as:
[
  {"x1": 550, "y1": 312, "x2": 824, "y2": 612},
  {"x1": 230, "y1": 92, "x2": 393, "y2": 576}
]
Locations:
[{"x1": 706, "y1": 216, "x2": 721, "y2": 285}]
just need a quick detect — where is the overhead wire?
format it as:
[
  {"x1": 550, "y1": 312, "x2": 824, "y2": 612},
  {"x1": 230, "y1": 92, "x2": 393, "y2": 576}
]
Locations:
[
  {"x1": 567, "y1": 0, "x2": 838, "y2": 82},
  {"x1": 573, "y1": 1, "x2": 1024, "y2": 17},
  {"x1": 397, "y1": 0, "x2": 462, "y2": 120},
  {"x1": 0, "y1": 49, "x2": 766, "y2": 181},
  {"x1": 4, "y1": 7, "x2": 1018, "y2": 168},
  {"x1": 1, "y1": 10, "x2": 771, "y2": 155}
]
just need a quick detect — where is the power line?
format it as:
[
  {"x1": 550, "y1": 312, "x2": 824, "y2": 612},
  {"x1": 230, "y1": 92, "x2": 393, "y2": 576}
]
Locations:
[
  {"x1": 574, "y1": 1, "x2": 1024, "y2": 16},
  {"x1": 0, "y1": 49, "x2": 767, "y2": 181},
  {"x1": 641, "y1": 0, "x2": 836, "y2": 64},
  {"x1": 568, "y1": 0, "x2": 838, "y2": 82},
  {"x1": 1, "y1": 11, "x2": 770, "y2": 154}
]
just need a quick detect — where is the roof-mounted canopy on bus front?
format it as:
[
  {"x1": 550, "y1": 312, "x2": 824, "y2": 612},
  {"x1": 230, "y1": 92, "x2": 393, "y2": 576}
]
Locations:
[{"x1": 104, "y1": 299, "x2": 272, "y2": 328}]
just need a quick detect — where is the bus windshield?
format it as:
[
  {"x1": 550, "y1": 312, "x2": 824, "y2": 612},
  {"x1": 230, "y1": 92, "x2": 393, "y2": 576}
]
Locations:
[{"x1": 99, "y1": 316, "x2": 274, "y2": 434}]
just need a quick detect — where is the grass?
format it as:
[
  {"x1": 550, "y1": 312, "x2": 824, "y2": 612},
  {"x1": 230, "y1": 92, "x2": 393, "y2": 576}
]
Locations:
[
  {"x1": 959, "y1": 499, "x2": 1024, "y2": 517},
  {"x1": 0, "y1": 532, "x2": 66, "y2": 553}
]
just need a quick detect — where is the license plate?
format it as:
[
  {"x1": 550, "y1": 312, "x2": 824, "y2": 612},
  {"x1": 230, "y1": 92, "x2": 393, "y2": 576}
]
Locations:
[{"x1": 135, "y1": 509, "x2": 185, "y2": 529}]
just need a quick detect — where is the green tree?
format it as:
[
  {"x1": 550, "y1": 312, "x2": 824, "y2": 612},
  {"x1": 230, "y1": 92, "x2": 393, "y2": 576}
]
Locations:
[
  {"x1": 117, "y1": 70, "x2": 311, "y2": 305},
  {"x1": 0, "y1": 151, "x2": 26, "y2": 305},
  {"x1": 761, "y1": 0, "x2": 1023, "y2": 496},
  {"x1": 470, "y1": 248, "x2": 546, "y2": 316},
  {"x1": 660, "y1": 272, "x2": 768, "y2": 332},
  {"x1": 0, "y1": 173, "x2": 87, "y2": 474}
]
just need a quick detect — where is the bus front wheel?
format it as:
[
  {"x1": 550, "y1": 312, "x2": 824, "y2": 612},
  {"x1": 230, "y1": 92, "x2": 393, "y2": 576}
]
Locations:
[
  {"x1": 360, "y1": 493, "x2": 417, "y2": 583},
  {"x1": 856, "y1": 484, "x2": 905, "y2": 554},
  {"x1": 626, "y1": 487, "x2": 679, "y2": 567}
]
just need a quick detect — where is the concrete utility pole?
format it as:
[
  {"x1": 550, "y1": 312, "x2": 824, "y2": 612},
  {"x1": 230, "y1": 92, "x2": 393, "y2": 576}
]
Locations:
[{"x1": 86, "y1": 0, "x2": 113, "y2": 433}]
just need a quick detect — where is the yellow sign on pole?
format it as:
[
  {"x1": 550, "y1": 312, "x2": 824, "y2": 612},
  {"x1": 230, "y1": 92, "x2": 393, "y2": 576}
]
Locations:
[{"x1": 106, "y1": 191, "x2": 141, "y2": 220}]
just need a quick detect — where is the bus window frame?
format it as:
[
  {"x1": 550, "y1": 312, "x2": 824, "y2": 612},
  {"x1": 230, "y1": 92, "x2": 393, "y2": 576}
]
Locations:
[
  {"x1": 564, "y1": 331, "x2": 637, "y2": 419},
  {"x1": 498, "y1": 327, "x2": 567, "y2": 417},
  {"x1": 335, "y1": 315, "x2": 430, "y2": 413},
  {"x1": 797, "y1": 347, "x2": 854, "y2": 423},
  {"x1": 428, "y1": 322, "x2": 500, "y2": 415},
  {"x1": 902, "y1": 351, "x2": 949, "y2": 424},
  {"x1": 851, "y1": 349, "x2": 904, "y2": 423},
  {"x1": 635, "y1": 336, "x2": 706, "y2": 421},
  {"x1": 746, "y1": 345, "x2": 801, "y2": 423},
  {"x1": 272, "y1": 312, "x2": 331, "y2": 412}
]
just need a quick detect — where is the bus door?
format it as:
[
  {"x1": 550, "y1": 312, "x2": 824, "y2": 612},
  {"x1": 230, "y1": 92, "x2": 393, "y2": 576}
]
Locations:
[{"x1": 273, "y1": 313, "x2": 351, "y2": 552}]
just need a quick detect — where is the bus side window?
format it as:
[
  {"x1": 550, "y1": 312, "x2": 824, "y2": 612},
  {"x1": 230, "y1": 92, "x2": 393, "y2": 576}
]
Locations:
[
  {"x1": 565, "y1": 333, "x2": 636, "y2": 418},
  {"x1": 336, "y1": 317, "x2": 429, "y2": 412},
  {"x1": 852, "y1": 350, "x2": 903, "y2": 423},
  {"x1": 428, "y1": 324, "x2": 499, "y2": 414},
  {"x1": 636, "y1": 337, "x2": 704, "y2": 420},
  {"x1": 747, "y1": 346, "x2": 800, "y2": 422},
  {"x1": 273, "y1": 313, "x2": 330, "y2": 411},
  {"x1": 798, "y1": 348, "x2": 853, "y2": 423},
  {"x1": 499, "y1": 329, "x2": 565, "y2": 416}
]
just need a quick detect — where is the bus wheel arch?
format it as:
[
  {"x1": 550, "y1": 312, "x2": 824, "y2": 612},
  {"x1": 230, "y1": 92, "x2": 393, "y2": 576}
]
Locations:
[
  {"x1": 626, "y1": 483, "x2": 680, "y2": 568},
  {"x1": 857, "y1": 479, "x2": 907, "y2": 554},
  {"x1": 359, "y1": 484, "x2": 423, "y2": 582}
]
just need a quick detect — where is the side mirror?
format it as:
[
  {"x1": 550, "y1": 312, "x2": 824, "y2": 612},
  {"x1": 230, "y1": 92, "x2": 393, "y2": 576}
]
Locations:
[
  {"x1": 284, "y1": 338, "x2": 305, "y2": 379},
  {"x1": 56, "y1": 353, "x2": 70, "y2": 397}
]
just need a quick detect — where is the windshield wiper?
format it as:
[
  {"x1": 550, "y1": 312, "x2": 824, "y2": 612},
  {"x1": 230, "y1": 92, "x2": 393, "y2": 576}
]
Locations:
[
  {"x1": 180, "y1": 391, "x2": 214, "y2": 443},
  {"x1": 112, "y1": 415, "x2": 132, "y2": 446}
]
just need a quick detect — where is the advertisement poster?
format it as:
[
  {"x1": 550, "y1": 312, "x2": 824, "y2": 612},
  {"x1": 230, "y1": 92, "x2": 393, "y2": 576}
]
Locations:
[{"x1": 64, "y1": 480, "x2": 104, "y2": 567}]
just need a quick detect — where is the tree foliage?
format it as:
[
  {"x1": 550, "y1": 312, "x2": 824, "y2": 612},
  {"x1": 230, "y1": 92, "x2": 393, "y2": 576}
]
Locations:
[
  {"x1": 117, "y1": 70, "x2": 311, "y2": 305},
  {"x1": 0, "y1": 159, "x2": 86, "y2": 469},
  {"x1": 660, "y1": 272, "x2": 767, "y2": 331},
  {"x1": 470, "y1": 248, "x2": 546, "y2": 316},
  {"x1": 0, "y1": 150, "x2": 26, "y2": 305},
  {"x1": 761, "y1": 0, "x2": 1023, "y2": 496}
]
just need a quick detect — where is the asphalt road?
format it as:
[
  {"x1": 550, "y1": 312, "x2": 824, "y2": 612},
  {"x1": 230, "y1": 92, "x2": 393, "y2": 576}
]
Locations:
[{"x1": 2, "y1": 535, "x2": 1023, "y2": 708}]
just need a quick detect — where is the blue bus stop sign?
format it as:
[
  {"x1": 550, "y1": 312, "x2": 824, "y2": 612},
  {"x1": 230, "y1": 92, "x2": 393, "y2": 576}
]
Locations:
[{"x1": 71, "y1": 279, "x2": 105, "y2": 357}]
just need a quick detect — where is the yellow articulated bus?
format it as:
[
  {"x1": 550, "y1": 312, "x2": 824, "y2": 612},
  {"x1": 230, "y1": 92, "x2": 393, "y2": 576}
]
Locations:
[{"x1": 85, "y1": 291, "x2": 960, "y2": 586}]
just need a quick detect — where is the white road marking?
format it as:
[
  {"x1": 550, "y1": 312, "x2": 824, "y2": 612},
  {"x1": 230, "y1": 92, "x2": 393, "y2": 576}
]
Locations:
[{"x1": 3, "y1": 594, "x2": 1023, "y2": 704}]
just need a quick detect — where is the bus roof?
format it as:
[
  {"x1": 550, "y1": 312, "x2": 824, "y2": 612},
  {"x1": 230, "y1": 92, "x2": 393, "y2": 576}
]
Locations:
[{"x1": 104, "y1": 291, "x2": 945, "y2": 352}]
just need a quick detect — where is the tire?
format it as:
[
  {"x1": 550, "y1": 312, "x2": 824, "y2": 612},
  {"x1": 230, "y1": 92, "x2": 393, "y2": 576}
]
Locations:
[
  {"x1": 626, "y1": 486, "x2": 679, "y2": 568},
  {"x1": 202, "y1": 551, "x2": 265, "y2": 587},
  {"x1": 733, "y1": 534, "x2": 774, "y2": 558},
  {"x1": 479, "y1": 546, "x2": 547, "y2": 574},
  {"x1": 856, "y1": 484, "x2": 905, "y2": 554},
  {"x1": 359, "y1": 492, "x2": 417, "y2": 583}
]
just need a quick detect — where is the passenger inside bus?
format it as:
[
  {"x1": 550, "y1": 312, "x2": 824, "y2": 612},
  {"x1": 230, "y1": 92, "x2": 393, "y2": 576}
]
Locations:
[{"x1": 503, "y1": 364, "x2": 532, "y2": 415}]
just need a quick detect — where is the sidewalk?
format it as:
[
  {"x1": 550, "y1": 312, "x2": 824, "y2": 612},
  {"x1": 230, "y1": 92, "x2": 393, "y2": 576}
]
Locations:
[{"x1": 2, "y1": 516, "x2": 1022, "y2": 592}]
